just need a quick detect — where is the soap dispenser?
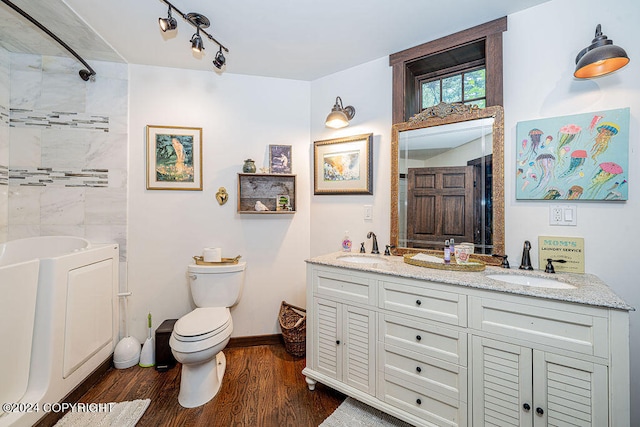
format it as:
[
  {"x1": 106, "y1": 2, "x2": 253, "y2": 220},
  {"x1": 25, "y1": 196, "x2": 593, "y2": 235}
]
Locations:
[{"x1": 342, "y1": 231, "x2": 352, "y2": 252}]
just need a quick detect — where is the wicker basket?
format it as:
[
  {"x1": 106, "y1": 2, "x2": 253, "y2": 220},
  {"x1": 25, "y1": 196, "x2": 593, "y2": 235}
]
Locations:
[{"x1": 279, "y1": 301, "x2": 306, "y2": 357}]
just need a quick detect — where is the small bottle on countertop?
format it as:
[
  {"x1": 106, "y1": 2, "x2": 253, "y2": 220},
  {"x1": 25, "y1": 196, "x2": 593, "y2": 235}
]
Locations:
[
  {"x1": 444, "y1": 239, "x2": 451, "y2": 264},
  {"x1": 342, "y1": 231, "x2": 352, "y2": 252},
  {"x1": 449, "y1": 238, "x2": 455, "y2": 256}
]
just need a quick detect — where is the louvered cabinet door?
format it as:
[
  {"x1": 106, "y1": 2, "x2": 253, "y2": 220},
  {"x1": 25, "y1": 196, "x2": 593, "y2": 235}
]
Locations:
[
  {"x1": 342, "y1": 304, "x2": 376, "y2": 395},
  {"x1": 313, "y1": 298, "x2": 342, "y2": 381},
  {"x1": 472, "y1": 337, "x2": 533, "y2": 427},
  {"x1": 533, "y1": 351, "x2": 608, "y2": 427}
]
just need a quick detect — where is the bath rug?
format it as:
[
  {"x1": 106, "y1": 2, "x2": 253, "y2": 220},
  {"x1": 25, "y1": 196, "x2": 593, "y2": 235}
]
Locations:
[
  {"x1": 54, "y1": 399, "x2": 150, "y2": 427},
  {"x1": 320, "y1": 397, "x2": 412, "y2": 427}
]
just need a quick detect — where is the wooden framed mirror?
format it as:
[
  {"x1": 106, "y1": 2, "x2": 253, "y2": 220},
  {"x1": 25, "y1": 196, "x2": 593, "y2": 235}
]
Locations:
[{"x1": 391, "y1": 103, "x2": 504, "y2": 263}]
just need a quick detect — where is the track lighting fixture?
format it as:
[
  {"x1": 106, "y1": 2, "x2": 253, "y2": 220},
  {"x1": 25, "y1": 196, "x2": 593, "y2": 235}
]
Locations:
[
  {"x1": 213, "y1": 47, "x2": 226, "y2": 69},
  {"x1": 158, "y1": 6, "x2": 177, "y2": 32},
  {"x1": 156, "y1": 0, "x2": 229, "y2": 69},
  {"x1": 325, "y1": 96, "x2": 356, "y2": 129},
  {"x1": 191, "y1": 29, "x2": 204, "y2": 52},
  {"x1": 574, "y1": 24, "x2": 629, "y2": 79}
]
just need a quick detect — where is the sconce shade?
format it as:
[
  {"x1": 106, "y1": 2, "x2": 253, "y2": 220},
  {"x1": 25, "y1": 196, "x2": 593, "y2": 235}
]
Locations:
[
  {"x1": 574, "y1": 24, "x2": 629, "y2": 78},
  {"x1": 325, "y1": 96, "x2": 356, "y2": 129}
]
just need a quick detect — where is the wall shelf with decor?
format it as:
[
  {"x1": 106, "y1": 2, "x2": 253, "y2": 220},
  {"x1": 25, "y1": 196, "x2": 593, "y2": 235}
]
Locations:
[{"x1": 237, "y1": 173, "x2": 296, "y2": 214}]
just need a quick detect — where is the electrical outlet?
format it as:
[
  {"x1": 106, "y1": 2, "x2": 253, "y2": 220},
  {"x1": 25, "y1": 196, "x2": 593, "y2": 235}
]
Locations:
[
  {"x1": 550, "y1": 206, "x2": 563, "y2": 224},
  {"x1": 549, "y1": 204, "x2": 577, "y2": 226}
]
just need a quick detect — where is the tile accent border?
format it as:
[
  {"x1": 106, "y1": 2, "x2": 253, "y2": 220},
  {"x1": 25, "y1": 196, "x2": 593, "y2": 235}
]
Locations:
[
  {"x1": 0, "y1": 164, "x2": 7, "y2": 186},
  {"x1": 9, "y1": 167, "x2": 109, "y2": 187},
  {"x1": 10, "y1": 109, "x2": 109, "y2": 132}
]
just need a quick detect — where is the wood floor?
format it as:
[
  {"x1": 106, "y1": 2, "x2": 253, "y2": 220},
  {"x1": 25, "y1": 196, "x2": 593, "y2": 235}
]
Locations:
[{"x1": 49, "y1": 344, "x2": 344, "y2": 427}]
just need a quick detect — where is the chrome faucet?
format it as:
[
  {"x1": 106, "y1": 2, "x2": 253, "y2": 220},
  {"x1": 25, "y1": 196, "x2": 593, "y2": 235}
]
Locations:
[
  {"x1": 519, "y1": 240, "x2": 533, "y2": 270},
  {"x1": 367, "y1": 232, "x2": 380, "y2": 254}
]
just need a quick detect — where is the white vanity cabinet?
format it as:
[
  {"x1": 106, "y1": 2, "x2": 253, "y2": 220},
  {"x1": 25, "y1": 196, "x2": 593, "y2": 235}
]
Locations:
[
  {"x1": 469, "y1": 295, "x2": 624, "y2": 426},
  {"x1": 303, "y1": 258, "x2": 631, "y2": 427},
  {"x1": 308, "y1": 267, "x2": 377, "y2": 395}
]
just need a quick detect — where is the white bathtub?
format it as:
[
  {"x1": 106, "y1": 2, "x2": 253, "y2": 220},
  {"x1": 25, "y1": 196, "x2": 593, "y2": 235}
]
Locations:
[{"x1": 0, "y1": 236, "x2": 119, "y2": 427}]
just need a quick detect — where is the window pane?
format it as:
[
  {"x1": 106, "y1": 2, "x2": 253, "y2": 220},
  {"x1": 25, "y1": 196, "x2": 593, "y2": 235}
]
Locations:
[
  {"x1": 421, "y1": 81, "x2": 440, "y2": 109},
  {"x1": 464, "y1": 69, "x2": 486, "y2": 100},
  {"x1": 442, "y1": 75, "x2": 462, "y2": 103}
]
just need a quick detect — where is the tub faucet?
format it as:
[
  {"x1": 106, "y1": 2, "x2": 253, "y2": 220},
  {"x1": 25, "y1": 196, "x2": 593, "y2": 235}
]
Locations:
[
  {"x1": 367, "y1": 232, "x2": 380, "y2": 254},
  {"x1": 519, "y1": 240, "x2": 533, "y2": 270}
]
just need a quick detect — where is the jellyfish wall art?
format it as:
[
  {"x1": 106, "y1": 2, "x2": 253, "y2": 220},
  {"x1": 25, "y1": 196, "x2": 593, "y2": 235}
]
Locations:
[{"x1": 516, "y1": 108, "x2": 629, "y2": 201}]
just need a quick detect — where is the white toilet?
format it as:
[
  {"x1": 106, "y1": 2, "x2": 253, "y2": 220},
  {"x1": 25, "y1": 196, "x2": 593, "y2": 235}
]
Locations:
[{"x1": 169, "y1": 261, "x2": 246, "y2": 408}]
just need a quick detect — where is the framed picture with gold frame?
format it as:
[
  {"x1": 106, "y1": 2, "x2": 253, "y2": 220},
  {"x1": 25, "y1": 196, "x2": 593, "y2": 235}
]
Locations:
[
  {"x1": 146, "y1": 125, "x2": 203, "y2": 190},
  {"x1": 313, "y1": 133, "x2": 373, "y2": 195}
]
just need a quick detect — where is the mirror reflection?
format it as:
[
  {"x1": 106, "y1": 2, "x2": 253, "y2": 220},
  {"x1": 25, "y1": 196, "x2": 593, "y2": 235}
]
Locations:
[{"x1": 391, "y1": 104, "x2": 505, "y2": 259}]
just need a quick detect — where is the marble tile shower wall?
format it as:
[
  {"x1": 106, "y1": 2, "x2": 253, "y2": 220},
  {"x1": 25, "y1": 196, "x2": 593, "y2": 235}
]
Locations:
[{"x1": 7, "y1": 53, "x2": 128, "y2": 261}]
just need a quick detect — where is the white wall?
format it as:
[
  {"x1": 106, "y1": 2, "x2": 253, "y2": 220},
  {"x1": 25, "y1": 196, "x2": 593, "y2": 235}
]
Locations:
[
  {"x1": 310, "y1": 56, "x2": 392, "y2": 256},
  {"x1": 505, "y1": 1, "x2": 640, "y2": 423},
  {"x1": 309, "y1": 0, "x2": 639, "y2": 423},
  {"x1": 127, "y1": 65, "x2": 311, "y2": 339}
]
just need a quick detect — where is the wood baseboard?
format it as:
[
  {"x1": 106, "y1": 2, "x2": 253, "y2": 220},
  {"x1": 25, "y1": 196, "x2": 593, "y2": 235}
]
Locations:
[{"x1": 227, "y1": 333, "x2": 283, "y2": 348}]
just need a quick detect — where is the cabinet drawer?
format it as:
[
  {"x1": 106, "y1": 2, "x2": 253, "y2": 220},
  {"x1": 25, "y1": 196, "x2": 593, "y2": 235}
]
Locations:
[
  {"x1": 380, "y1": 279, "x2": 467, "y2": 327},
  {"x1": 380, "y1": 314, "x2": 467, "y2": 366},
  {"x1": 379, "y1": 373, "x2": 467, "y2": 427},
  {"x1": 313, "y1": 268, "x2": 376, "y2": 305},
  {"x1": 379, "y1": 343, "x2": 467, "y2": 404},
  {"x1": 469, "y1": 296, "x2": 608, "y2": 357}
]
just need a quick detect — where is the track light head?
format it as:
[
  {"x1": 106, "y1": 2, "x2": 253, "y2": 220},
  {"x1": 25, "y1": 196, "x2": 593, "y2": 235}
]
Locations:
[
  {"x1": 213, "y1": 47, "x2": 226, "y2": 69},
  {"x1": 191, "y1": 30, "x2": 204, "y2": 52},
  {"x1": 158, "y1": 7, "x2": 177, "y2": 32}
]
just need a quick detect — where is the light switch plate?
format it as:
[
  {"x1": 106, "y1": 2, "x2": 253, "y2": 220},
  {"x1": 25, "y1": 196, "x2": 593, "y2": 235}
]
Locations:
[
  {"x1": 549, "y1": 204, "x2": 577, "y2": 226},
  {"x1": 364, "y1": 205, "x2": 373, "y2": 220}
]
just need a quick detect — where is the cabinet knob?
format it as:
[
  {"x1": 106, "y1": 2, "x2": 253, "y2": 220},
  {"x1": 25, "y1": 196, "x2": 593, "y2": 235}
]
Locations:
[
  {"x1": 336, "y1": 340, "x2": 340, "y2": 345},
  {"x1": 416, "y1": 398, "x2": 422, "y2": 405},
  {"x1": 536, "y1": 407, "x2": 544, "y2": 416},
  {"x1": 416, "y1": 299, "x2": 422, "y2": 306},
  {"x1": 416, "y1": 335, "x2": 422, "y2": 341},
  {"x1": 416, "y1": 366, "x2": 422, "y2": 373},
  {"x1": 523, "y1": 403, "x2": 531, "y2": 411}
]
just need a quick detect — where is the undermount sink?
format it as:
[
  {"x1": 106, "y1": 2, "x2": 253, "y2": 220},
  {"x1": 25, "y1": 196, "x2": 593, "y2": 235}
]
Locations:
[
  {"x1": 337, "y1": 255, "x2": 388, "y2": 265},
  {"x1": 486, "y1": 274, "x2": 576, "y2": 289}
]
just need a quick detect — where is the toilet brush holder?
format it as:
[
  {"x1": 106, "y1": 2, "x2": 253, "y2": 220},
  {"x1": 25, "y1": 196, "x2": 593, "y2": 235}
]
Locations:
[{"x1": 114, "y1": 292, "x2": 141, "y2": 369}]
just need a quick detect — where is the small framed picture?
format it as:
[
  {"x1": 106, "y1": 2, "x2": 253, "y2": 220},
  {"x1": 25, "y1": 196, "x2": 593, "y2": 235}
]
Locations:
[
  {"x1": 276, "y1": 195, "x2": 291, "y2": 211},
  {"x1": 146, "y1": 125, "x2": 202, "y2": 190},
  {"x1": 269, "y1": 144, "x2": 292, "y2": 174}
]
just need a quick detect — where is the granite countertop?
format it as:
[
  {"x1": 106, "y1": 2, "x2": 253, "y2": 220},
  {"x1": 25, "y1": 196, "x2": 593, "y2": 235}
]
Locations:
[{"x1": 306, "y1": 252, "x2": 634, "y2": 311}]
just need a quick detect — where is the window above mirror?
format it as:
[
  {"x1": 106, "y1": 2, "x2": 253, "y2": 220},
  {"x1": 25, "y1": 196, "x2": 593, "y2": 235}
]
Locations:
[{"x1": 389, "y1": 17, "x2": 506, "y2": 123}]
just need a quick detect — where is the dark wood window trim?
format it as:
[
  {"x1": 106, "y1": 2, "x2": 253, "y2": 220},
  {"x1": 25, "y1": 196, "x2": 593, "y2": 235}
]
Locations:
[{"x1": 389, "y1": 17, "x2": 507, "y2": 124}]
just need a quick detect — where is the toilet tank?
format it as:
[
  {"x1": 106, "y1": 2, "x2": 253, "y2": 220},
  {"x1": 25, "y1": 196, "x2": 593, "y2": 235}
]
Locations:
[{"x1": 187, "y1": 262, "x2": 246, "y2": 307}]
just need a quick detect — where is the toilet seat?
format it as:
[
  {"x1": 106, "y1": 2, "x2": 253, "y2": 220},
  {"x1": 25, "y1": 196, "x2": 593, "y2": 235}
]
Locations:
[
  {"x1": 170, "y1": 308, "x2": 232, "y2": 353},
  {"x1": 173, "y1": 307, "x2": 231, "y2": 340}
]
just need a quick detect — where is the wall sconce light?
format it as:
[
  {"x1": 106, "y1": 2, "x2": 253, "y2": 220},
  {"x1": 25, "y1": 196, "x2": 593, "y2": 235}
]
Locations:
[
  {"x1": 574, "y1": 24, "x2": 629, "y2": 79},
  {"x1": 157, "y1": 0, "x2": 229, "y2": 69},
  {"x1": 325, "y1": 96, "x2": 356, "y2": 129}
]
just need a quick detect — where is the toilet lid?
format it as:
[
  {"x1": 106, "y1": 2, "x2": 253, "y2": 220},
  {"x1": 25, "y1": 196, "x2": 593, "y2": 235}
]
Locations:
[{"x1": 173, "y1": 307, "x2": 230, "y2": 338}]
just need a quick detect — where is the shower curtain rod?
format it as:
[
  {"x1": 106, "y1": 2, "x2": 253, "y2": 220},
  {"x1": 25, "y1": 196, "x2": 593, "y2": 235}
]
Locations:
[{"x1": 1, "y1": 0, "x2": 96, "y2": 81}]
